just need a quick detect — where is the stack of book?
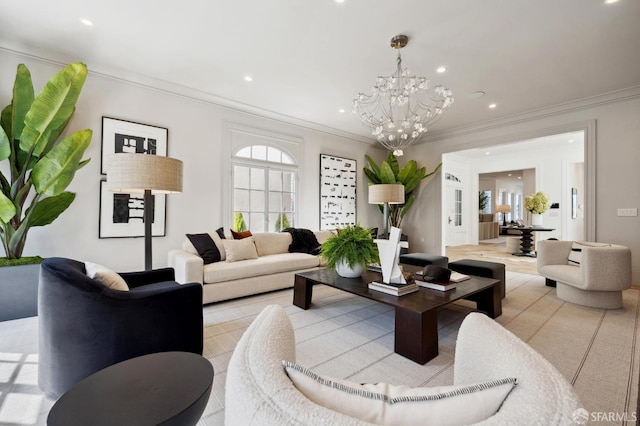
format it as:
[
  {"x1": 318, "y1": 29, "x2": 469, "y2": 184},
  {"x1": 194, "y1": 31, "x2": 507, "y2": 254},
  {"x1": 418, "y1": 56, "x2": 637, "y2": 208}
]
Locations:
[
  {"x1": 414, "y1": 271, "x2": 470, "y2": 291},
  {"x1": 368, "y1": 281, "x2": 419, "y2": 296}
]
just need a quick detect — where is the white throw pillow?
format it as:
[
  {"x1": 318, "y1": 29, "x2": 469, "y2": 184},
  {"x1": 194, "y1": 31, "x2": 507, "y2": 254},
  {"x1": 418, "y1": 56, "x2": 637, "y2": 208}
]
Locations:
[
  {"x1": 223, "y1": 238, "x2": 259, "y2": 262},
  {"x1": 283, "y1": 361, "x2": 516, "y2": 426},
  {"x1": 85, "y1": 262, "x2": 129, "y2": 291}
]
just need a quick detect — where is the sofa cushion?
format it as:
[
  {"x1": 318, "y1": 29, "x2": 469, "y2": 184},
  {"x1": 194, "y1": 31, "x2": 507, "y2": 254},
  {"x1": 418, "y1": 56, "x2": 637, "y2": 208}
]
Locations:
[
  {"x1": 84, "y1": 262, "x2": 129, "y2": 291},
  {"x1": 183, "y1": 231, "x2": 226, "y2": 261},
  {"x1": 253, "y1": 233, "x2": 292, "y2": 257},
  {"x1": 223, "y1": 238, "x2": 259, "y2": 262},
  {"x1": 314, "y1": 230, "x2": 334, "y2": 245},
  {"x1": 186, "y1": 233, "x2": 221, "y2": 264},
  {"x1": 231, "y1": 229, "x2": 253, "y2": 239},
  {"x1": 568, "y1": 241, "x2": 611, "y2": 266},
  {"x1": 203, "y1": 253, "x2": 319, "y2": 284},
  {"x1": 283, "y1": 361, "x2": 516, "y2": 426}
]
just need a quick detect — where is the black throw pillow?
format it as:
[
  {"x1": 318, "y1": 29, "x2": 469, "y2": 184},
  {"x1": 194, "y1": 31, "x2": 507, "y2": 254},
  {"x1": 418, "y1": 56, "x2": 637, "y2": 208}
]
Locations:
[
  {"x1": 187, "y1": 233, "x2": 221, "y2": 264},
  {"x1": 215, "y1": 227, "x2": 226, "y2": 239}
]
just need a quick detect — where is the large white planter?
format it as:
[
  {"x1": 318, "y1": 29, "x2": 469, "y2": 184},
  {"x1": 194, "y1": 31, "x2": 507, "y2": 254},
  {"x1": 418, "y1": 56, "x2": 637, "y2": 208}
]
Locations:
[
  {"x1": 531, "y1": 214, "x2": 543, "y2": 228},
  {"x1": 335, "y1": 260, "x2": 364, "y2": 278}
]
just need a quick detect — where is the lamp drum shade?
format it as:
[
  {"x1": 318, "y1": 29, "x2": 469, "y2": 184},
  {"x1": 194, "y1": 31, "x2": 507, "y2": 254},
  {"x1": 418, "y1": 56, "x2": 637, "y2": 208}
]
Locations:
[
  {"x1": 368, "y1": 184, "x2": 405, "y2": 205},
  {"x1": 107, "y1": 153, "x2": 183, "y2": 194},
  {"x1": 496, "y1": 204, "x2": 511, "y2": 213}
]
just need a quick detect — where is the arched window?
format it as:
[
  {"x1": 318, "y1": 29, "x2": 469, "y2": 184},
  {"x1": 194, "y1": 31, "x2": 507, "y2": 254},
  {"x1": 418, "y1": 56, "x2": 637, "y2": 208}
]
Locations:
[{"x1": 232, "y1": 145, "x2": 297, "y2": 232}]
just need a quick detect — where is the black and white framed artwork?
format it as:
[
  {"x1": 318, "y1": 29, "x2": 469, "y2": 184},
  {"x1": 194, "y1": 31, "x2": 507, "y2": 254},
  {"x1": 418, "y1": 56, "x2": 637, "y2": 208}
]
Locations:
[
  {"x1": 99, "y1": 117, "x2": 168, "y2": 238},
  {"x1": 100, "y1": 117, "x2": 168, "y2": 174},
  {"x1": 319, "y1": 154, "x2": 357, "y2": 230},
  {"x1": 99, "y1": 180, "x2": 166, "y2": 238}
]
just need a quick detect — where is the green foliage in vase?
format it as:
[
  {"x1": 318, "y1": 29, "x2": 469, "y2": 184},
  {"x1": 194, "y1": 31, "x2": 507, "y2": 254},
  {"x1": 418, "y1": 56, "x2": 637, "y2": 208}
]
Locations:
[
  {"x1": 0, "y1": 63, "x2": 92, "y2": 260},
  {"x1": 364, "y1": 152, "x2": 442, "y2": 228},
  {"x1": 320, "y1": 224, "x2": 379, "y2": 270},
  {"x1": 233, "y1": 212, "x2": 247, "y2": 231}
]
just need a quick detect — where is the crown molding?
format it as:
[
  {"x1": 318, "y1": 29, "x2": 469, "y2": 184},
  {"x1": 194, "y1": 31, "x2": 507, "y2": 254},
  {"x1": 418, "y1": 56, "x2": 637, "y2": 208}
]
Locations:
[
  {"x1": 0, "y1": 45, "x2": 374, "y2": 145},
  {"x1": 423, "y1": 85, "x2": 640, "y2": 143}
]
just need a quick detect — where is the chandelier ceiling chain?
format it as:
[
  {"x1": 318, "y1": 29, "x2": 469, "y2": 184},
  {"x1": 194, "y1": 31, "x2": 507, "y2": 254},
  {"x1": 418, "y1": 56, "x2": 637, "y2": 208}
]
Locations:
[{"x1": 353, "y1": 35, "x2": 454, "y2": 156}]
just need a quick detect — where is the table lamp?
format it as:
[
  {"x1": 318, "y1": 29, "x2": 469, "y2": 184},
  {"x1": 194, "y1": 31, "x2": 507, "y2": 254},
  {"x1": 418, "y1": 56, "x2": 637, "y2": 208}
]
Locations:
[
  {"x1": 496, "y1": 204, "x2": 511, "y2": 226},
  {"x1": 107, "y1": 153, "x2": 183, "y2": 270},
  {"x1": 368, "y1": 184, "x2": 405, "y2": 238}
]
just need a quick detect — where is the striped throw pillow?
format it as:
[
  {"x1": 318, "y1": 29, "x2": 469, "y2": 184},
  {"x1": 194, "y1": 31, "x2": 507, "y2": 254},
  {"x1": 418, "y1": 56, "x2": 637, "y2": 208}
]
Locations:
[{"x1": 283, "y1": 360, "x2": 516, "y2": 426}]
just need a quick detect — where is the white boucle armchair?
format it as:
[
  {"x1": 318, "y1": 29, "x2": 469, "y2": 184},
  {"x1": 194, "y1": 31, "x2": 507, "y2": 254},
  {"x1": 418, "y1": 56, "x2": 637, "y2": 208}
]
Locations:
[
  {"x1": 225, "y1": 305, "x2": 581, "y2": 425},
  {"x1": 537, "y1": 240, "x2": 632, "y2": 309}
]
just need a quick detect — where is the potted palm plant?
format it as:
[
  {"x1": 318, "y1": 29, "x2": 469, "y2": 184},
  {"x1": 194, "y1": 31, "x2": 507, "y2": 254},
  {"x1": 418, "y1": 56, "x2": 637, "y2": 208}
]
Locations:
[
  {"x1": 364, "y1": 152, "x2": 441, "y2": 230},
  {"x1": 0, "y1": 62, "x2": 92, "y2": 321},
  {"x1": 320, "y1": 225, "x2": 379, "y2": 278}
]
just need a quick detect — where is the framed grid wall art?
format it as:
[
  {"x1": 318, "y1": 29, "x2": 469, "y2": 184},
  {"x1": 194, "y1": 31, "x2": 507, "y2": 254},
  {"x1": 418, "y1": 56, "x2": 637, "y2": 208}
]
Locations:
[
  {"x1": 319, "y1": 154, "x2": 357, "y2": 230},
  {"x1": 99, "y1": 180, "x2": 167, "y2": 238},
  {"x1": 100, "y1": 117, "x2": 168, "y2": 174},
  {"x1": 99, "y1": 117, "x2": 168, "y2": 238}
]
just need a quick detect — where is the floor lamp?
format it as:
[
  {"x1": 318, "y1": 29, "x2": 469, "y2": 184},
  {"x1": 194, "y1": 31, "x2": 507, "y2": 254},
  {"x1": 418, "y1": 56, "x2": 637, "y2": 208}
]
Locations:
[
  {"x1": 107, "y1": 153, "x2": 183, "y2": 270},
  {"x1": 368, "y1": 184, "x2": 405, "y2": 238}
]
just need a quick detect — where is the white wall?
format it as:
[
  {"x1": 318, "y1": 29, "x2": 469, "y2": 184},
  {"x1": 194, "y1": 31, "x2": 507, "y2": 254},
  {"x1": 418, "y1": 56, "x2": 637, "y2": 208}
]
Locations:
[
  {"x1": 404, "y1": 89, "x2": 640, "y2": 284},
  {"x1": 0, "y1": 51, "x2": 380, "y2": 271}
]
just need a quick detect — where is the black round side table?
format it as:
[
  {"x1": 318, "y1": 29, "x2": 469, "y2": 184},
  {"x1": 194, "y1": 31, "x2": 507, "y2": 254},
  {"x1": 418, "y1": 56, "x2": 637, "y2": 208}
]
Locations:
[{"x1": 47, "y1": 351, "x2": 213, "y2": 426}]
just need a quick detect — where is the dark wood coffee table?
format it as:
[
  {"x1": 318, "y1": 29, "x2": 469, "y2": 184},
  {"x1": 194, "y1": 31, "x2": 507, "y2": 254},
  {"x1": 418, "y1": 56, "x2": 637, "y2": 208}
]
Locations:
[{"x1": 294, "y1": 268, "x2": 501, "y2": 364}]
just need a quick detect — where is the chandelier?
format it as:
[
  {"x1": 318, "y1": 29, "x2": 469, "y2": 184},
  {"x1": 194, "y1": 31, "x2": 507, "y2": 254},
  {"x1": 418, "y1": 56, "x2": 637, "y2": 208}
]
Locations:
[{"x1": 353, "y1": 35, "x2": 454, "y2": 156}]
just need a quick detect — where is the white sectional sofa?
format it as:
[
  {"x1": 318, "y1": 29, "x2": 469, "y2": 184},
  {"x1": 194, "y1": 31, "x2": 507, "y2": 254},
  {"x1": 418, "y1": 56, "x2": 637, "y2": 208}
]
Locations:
[{"x1": 168, "y1": 230, "x2": 333, "y2": 304}]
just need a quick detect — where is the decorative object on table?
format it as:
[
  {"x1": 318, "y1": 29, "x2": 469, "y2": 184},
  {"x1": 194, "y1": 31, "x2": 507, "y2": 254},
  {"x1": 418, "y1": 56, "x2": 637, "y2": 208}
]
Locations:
[
  {"x1": 0, "y1": 62, "x2": 92, "y2": 261},
  {"x1": 352, "y1": 34, "x2": 454, "y2": 156},
  {"x1": 374, "y1": 226, "x2": 405, "y2": 284},
  {"x1": 320, "y1": 224, "x2": 378, "y2": 278},
  {"x1": 368, "y1": 184, "x2": 404, "y2": 238},
  {"x1": 0, "y1": 62, "x2": 92, "y2": 321},
  {"x1": 364, "y1": 152, "x2": 441, "y2": 229},
  {"x1": 496, "y1": 204, "x2": 511, "y2": 226},
  {"x1": 524, "y1": 191, "x2": 550, "y2": 228},
  {"x1": 368, "y1": 280, "x2": 418, "y2": 296},
  {"x1": 319, "y1": 154, "x2": 356, "y2": 230},
  {"x1": 106, "y1": 153, "x2": 183, "y2": 270},
  {"x1": 100, "y1": 117, "x2": 167, "y2": 174}
]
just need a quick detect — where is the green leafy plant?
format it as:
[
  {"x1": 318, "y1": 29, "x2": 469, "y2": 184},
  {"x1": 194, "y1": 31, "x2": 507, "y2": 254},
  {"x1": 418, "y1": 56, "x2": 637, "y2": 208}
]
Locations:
[
  {"x1": 0, "y1": 62, "x2": 92, "y2": 260},
  {"x1": 320, "y1": 224, "x2": 379, "y2": 269},
  {"x1": 274, "y1": 212, "x2": 290, "y2": 232},
  {"x1": 233, "y1": 212, "x2": 247, "y2": 231},
  {"x1": 364, "y1": 152, "x2": 442, "y2": 228},
  {"x1": 479, "y1": 191, "x2": 489, "y2": 211},
  {"x1": 524, "y1": 192, "x2": 551, "y2": 214}
]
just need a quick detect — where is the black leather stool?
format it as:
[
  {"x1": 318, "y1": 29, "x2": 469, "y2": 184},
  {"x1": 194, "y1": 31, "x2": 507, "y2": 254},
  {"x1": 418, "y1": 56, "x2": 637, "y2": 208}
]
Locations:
[
  {"x1": 448, "y1": 259, "x2": 506, "y2": 299},
  {"x1": 399, "y1": 253, "x2": 449, "y2": 268}
]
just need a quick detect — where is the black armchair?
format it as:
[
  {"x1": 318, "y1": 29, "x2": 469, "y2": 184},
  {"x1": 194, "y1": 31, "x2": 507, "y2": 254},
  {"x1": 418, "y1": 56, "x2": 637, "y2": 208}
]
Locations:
[{"x1": 38, "y1": 257, "x2": 203, "y2": 399}]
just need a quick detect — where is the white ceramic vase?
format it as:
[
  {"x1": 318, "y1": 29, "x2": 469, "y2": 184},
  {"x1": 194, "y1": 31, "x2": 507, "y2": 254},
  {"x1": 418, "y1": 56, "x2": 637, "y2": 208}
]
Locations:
[
  {"x1": 531, "y1": 213, "x2": 543, "y2": 228},
  {"x1": 335, "y1": 260, "x2": 365, "y2": 278}
]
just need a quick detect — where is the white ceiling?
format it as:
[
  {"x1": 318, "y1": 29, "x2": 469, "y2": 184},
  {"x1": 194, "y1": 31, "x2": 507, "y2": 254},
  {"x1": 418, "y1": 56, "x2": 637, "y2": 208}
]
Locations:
[{"x1": 1, "y1": 0, "x2": 639, "y2": 142}]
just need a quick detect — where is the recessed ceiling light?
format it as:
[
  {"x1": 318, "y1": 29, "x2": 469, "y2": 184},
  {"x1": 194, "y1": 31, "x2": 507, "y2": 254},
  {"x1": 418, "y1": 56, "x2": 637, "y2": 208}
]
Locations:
[
  {"x1": 605, "y1": 0, "x2": 619, "y2": 4},
  {"x1": 338, "y1": 109, "x2": 345, "y2": 113},
  {"x1": 244, "y1": 76, "x2": 253, "y2": 82},
  {"x1": 568, "y1": 139, "x2": 574, "y2": 143},
  {"x1": 79, "y1": 18, "x2": 93, "y2": 26},
  {"x1": 485, "y1": 151, "x2": 491, "y2": 156},
  {"x1": 488, "y1": 103, "x2": 497, "y2": 109},
  {"x1": 436, "y1": 66, "x2": 447, "y2": 73},
  {"x1": 335, "y1": 0, "x2": 345, "y2": 3},
  {"x1": 518, "y1": 176, "x2": 522, "y2": 179},
  {"x1": 468, "y1": 91, "x2": 485, "y2": 99},
  {"x1": 508, "y1": 173, "x2": 512, "y2": 177}
]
